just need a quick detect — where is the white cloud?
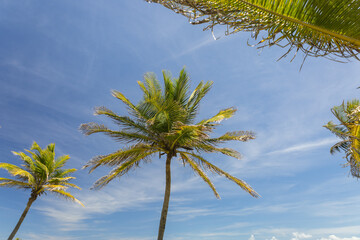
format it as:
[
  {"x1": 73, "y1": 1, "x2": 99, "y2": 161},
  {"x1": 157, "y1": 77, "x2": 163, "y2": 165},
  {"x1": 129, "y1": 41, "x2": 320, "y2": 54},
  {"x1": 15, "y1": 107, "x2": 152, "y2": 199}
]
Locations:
[
  {"x1": 267, "y1": 138, "x2": 337, "y2": 155},
  {"x1": 318, "y1": 236, "x2": 360, "y2": 240},
  {"x1": 249, "y1": 234, "x2": 256, "y2": 240},
  {"x1": 291, "y1": 232, "x2": 313, "y2": 240}
]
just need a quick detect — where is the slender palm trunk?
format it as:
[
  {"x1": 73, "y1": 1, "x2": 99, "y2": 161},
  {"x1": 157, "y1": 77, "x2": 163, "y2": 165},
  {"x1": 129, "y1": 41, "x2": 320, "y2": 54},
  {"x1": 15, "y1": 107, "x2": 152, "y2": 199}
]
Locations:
[
  {"x1": 8, "y1": 194, "x2": 37, "y2": 240},
  {"x1": 157, "y1": 154, "x2": 172, "y2": 240}
]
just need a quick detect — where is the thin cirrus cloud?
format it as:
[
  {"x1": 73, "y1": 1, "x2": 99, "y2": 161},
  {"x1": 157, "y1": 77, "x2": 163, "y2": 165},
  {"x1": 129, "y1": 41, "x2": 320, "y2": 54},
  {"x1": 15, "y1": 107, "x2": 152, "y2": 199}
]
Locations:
[{"x1": 266, "y1": 137, "x2": 338, "y2": 155}]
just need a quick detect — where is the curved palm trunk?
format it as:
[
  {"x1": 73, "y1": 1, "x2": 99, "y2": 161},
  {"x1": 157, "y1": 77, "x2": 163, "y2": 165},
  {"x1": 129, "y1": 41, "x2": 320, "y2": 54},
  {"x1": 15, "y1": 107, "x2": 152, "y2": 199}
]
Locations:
[
  {"x1": 8, "y1": 194, "x2": 37, "y2": 240},
  {"x1": 157, "y1": 154, "x2": 172, "y2": 240}
]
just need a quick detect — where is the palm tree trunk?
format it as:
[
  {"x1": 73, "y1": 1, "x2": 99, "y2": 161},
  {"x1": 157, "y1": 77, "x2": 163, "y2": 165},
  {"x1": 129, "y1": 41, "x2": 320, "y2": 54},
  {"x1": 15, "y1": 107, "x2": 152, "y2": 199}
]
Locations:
[
  {"x1": 157, "y1": 154, "x2": 172, "y2": 240},
  {"x1": 8, "y1": 194, "x2": 37, "y2": 240}
]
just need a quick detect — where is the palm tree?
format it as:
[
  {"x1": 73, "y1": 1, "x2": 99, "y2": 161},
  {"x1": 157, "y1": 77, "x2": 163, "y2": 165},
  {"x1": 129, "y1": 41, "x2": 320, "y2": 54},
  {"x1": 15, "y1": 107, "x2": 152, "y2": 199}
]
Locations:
[
  {"x1": 0, "y1": 142, "x2": 83, "y2": 240},
  {"x1": 80, "y1": 68, "x2": 259, "y2": 240},
  {"x1": 324, "y1": 99, "x2": 360, "y2": 178},
  {"x1": 146, "y1": 0, "x2": 360, "y2": 62}
]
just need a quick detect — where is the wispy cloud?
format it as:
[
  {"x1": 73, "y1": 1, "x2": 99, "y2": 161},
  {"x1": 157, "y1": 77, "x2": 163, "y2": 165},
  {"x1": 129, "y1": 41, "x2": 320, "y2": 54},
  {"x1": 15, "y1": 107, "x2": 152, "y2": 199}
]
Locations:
[
  {"x1": 267, "y1": 138, "x2": 337, "y2": 155},
  {"x1": 318, "y1": 236, "x2": 360, "y2": 240}
]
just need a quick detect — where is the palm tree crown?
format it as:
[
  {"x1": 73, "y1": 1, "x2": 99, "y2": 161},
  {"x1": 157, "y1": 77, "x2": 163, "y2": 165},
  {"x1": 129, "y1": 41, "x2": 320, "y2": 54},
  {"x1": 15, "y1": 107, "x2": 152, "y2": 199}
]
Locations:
[
  {"x1": 146, "y1": 0, "x2": 360, "y2": 62},
  {"x1": 80, "y1": 68, "x2": 258, "y2": 239},
  {"x1": 81, "y1": 68, "x2": 258, "y2": 196},
  {"x1": 0, "y1": 142, "x2": 82, "y2": 203},
  {"x1": 0, "y1": 141, "x2": 83, "y2": 240},
  {"x1": 324, "y1": 99, "x2": 360, "y2": 178}
]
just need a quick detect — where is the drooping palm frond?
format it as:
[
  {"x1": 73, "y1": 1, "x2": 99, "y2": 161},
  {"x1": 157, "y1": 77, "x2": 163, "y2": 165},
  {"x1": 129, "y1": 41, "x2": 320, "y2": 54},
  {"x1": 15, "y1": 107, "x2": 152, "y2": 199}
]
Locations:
[
  {"x1": 146, "y1": 0, "x2": 360, "y2": 62},
  {"x1": 325, "y1": 99, "x2": 360, "y2": 178},
  {"x1": 179, "y1": 152, "x2": 220, "y2": 199},
  {"x1": 179, "y1": 151, "x2": 259, "y2": 198}
]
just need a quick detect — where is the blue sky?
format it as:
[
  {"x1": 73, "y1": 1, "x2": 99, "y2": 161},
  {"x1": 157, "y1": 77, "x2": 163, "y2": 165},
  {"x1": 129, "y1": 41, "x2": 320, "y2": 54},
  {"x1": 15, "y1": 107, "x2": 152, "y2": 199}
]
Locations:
[{"x1": 1, "y1": 1, "x2": 360, "y2": 239}]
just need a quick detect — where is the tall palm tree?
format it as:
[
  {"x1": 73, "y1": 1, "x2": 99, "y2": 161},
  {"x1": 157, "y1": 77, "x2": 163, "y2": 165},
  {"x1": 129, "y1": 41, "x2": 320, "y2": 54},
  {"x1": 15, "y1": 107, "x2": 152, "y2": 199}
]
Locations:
[
  {"x1": 324, "y1": 99, "x2": 360, "y2": 178},
  {"x1": 0, "y1": 142, "x2": 83, "y2": 240},
  {"x1": 80, "y1": 68, "x2": 259, "y2": 240},
  {"x1": 146, "y1": 0, "x2": 360, "y2": 62}
]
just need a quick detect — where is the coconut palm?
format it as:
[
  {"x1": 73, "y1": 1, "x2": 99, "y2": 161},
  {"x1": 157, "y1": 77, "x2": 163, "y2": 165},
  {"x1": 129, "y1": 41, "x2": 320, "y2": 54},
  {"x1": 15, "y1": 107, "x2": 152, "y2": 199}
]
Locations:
[
  {"x1": 324, "y1": 99, "x2": 360, "y2": 178},
  {"x1": 146, "y1": 0, "x2": 360, "y2": 62},
  {"x1": 80, "y1": 68, "x2": 259, "y2": 240},
  {"x1": 0, "y1": 142, "x2": 83, "y2": 240}
]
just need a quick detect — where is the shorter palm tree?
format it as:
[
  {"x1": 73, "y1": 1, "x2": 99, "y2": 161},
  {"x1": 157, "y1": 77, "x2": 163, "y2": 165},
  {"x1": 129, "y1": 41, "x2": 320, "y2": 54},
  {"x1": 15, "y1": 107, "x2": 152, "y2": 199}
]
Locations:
[
  {"x1": 324, "y1": 99, "x2": 360, "y2": 178},
  {"x1": 0, "y1": 141, "x2": 83, "y2": 240}
]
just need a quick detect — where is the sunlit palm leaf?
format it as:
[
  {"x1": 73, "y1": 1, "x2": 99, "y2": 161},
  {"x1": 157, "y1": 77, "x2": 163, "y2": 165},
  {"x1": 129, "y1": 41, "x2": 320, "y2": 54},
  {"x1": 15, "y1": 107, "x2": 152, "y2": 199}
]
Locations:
[
  {"x1": 180, "y1": 151, "x2": 259, "y2": 198},
  {"x1": 147, "y1": 0, "x2": 360, "y2": 62},
  {"x1": 48, "y1": 189, "x2": 84, "y2": 206},
  {"x1": 92, "y1": 150, "x2": 158, "y2": 189},
  {"x1": 180, "y1": 153, "x2": 220, "y2": 198}
]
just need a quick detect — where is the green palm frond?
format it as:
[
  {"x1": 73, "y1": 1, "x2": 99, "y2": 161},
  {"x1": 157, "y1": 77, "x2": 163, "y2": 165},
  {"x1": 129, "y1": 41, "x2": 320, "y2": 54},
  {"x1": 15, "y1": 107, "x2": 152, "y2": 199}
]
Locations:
[
  {"x1": 92, "y1": 149, "x2": 158, "y2": 189},
  {"x1": 79, "y1": 122, "x2": 153, "y2": 143},
  {"x1": 47, "y1": 189, "x2": 84, "y2": 207},
  {"x1": 84, "y1": 143, "x2": 160, "y2": 173},
  {"x1": 198, "y1": 108, "x2": 237, "y2": 125},
  {"x1": 147, "y1": 0, "x2": 360, "y2": 62},
  {"x1": 94, "y1": 106, "x2": 151, "y2": 134},
  {"x1": 186, "y1": 81, "x2": 213, "y2": 122},
  {"x1": 0, "y1": 163, "x2": 35, "y2": 184},
  {"x1": 330, "y1": 140, "x2": 351, "y2": 154},
  {"x1": 111, "y1": 90, "x2": 150, "y2": 120},
  {"x1": 0, "y1": 178, "x2": 32, "y2": 189},
  {"x1": 54, "y1": 155, "x2": 71, "y2": 169},
  {"x1": 207, "y1": 131, "x2": 256, "y2": 143},
  {"x1": 180, "y1": 153, "x2": 220, "y2": 199},
  {"x1": 180, "y1": 151, "x2": 259, "y2": 198}
]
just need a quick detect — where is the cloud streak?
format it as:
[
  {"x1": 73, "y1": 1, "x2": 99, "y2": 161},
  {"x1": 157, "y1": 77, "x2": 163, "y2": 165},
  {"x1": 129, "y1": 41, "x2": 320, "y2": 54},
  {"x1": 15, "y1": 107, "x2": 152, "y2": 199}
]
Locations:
[{"x1": 266, "y1": 138, "x2": 337, "y2": 155}]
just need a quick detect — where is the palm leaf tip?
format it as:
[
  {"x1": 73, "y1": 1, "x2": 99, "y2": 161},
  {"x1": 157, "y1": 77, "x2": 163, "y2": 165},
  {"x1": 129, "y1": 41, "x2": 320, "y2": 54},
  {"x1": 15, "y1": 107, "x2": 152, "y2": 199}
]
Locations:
[{"x1": 79, "y1": 122, "x2": 107, "y2": 135}]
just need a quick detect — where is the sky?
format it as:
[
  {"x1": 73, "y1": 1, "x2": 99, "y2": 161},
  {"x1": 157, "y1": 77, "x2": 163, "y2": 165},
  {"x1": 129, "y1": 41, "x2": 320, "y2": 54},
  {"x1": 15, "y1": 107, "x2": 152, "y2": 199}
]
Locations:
[{"x1": 0, "y1": 1, "x2": 360, "y2": 240}]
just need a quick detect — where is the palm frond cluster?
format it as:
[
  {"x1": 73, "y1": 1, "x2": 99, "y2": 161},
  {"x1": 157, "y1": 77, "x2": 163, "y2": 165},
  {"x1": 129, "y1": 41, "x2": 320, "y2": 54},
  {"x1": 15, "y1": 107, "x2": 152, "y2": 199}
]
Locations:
[
  {"x1": 146, "y1": 0, "x2": 360, "y2": 62},
  {"x1": 324, "y1": 100, "x2": 360, "y2": 178},
  {"x1": 80, "y1": 68, "x2": 259, "y2": 198},
  {"x1": 0, "y1": 142, "x2": 82, "y2": 205}
]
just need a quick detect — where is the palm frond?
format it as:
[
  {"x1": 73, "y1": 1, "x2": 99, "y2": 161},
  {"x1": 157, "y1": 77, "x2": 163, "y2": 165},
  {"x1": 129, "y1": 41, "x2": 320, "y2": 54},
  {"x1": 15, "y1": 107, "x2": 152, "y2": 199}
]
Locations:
[
  {"x1": 112, "y1": 90, "x2": 149, "y2": 120},
  {"x1": 34, "y1": 159, "x2": 50, "y2": 180},
  {"x1": 172, "y1": 68, "x2": 190, "y2": 106},
  {"x1": 48, "y1": 189, "x2": 84, "y2": 206},
  {"x1": 11, "y1": 151, "x2": 36, "y2": 173},
  {"x1": 42, "y1": 184, "x2": 68, "y2": 191},
  {"x1": 198, "y1": 108, "x2": 237, "y2": 125},
  {"x1": 330, "y1": 140, "x2": 351, "y2": 154},
  {"x1": 54, "y1": 155, "x2": 71, "y2": 169},
  {"x1": 94, "y1": 106, "x2": 151, "y2": 134},
  {"x1": 0, "y1": 178, "x2": 31, "y2": 189},
  {"x1": 0, "y1": 163, "x2": 35, "y2": 184},
  {"x1": 179, "y1": 151, "x2": 259, "y2": 198},
  {"x1": 323, "y1": 121, "x2": 350, "y2": 140},
  {"x1": 186, "y1": 81, "x2": 213, "y2": 122},
  {"x1": 180, "y1": 153, "x2": 220, "y2": 199},
  {"x1": 80, "y1": 122, "x2": 152, "y2": 143},
  {"x1": 92, "y1": 149, "x2": 158, "y2": 189},
  {"x1": 84, "y1": 143, "x2": 159, "y2": 173},
  {"x1": 206, "y1": 131, "x2": 256, "y2": 143},
  {"x1": 147, "y1": 0, "x2": 360, "y2": 62},
  {"x1": 53, "y1": 168, "x2": 77, "y2": 178}
]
